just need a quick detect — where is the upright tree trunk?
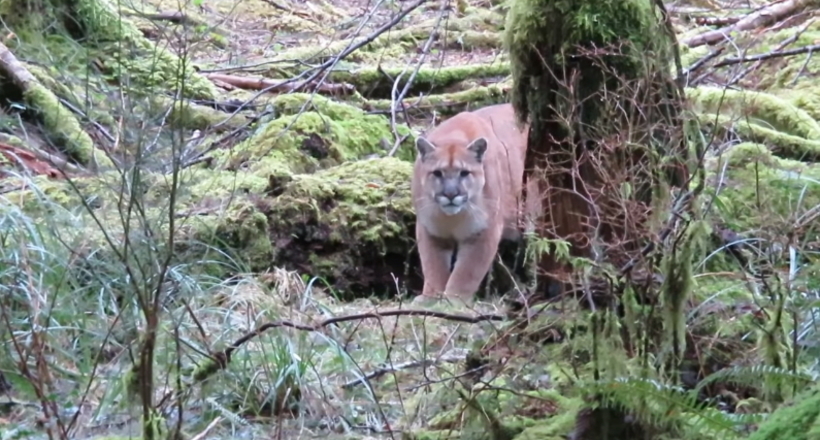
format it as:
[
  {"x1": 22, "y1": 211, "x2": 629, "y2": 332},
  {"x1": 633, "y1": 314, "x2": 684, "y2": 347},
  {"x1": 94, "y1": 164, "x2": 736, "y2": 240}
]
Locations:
[{"x1": 505, "y1": 0, "x2": 688, "y2": 303}]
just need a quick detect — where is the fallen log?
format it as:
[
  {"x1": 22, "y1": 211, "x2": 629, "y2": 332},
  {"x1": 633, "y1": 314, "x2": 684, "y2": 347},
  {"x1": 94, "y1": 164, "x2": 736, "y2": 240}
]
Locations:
[{"x1": 681, "y1": 0, "x2": 817, "y2": 48}]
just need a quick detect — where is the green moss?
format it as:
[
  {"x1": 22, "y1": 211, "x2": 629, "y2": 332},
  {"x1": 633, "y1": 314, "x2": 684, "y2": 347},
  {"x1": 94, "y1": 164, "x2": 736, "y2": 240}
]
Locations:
[
  {"x1": 264, "y1": 157, "x2": 415, "y2": 298},
  {"x1": 698, "y1": 114, "x2": 820, "y2": 162},
  {"x1": 705, "y1": 142, "x2": 820, "y2": 238},
  {"x1": 504, "y1": 0, "x2": 680, "y2": 179},
  {"x1": 184, "y1": 169, "x2": 270, "y2": 199},
  {"x1": 76, "y1": 0, "x2": 216, "y2": 100},
  {"x1": 505, "y1": 0, "x2": 666, "y2": 122},
  {"x1": 688, "y1": 86, "x2": 820, "y2": 141},
  {"x1": 156, "y1": 96, "x2": 250, "y2": 131},
  {"x1": 779, "y1": 86, "x2": 820, "y2": 123},
  {"x1": 214, "y1": 95, "x2": 410, "y2": 174},
  {"x1": 181, "y1": 198, "x2": 273, "y2": 275},
  {"x1": 270, "y1": 157, "x2": 412, "y2": 243},
  {"x1": 327, "y1": 63, "x2": 511, "y2": 99},
  {"x1": 21, "y1": 82, "x2": 111, "y2": 169},
  {"x1": 2, "y1": 175, "x2": 81, "y2": 215}
]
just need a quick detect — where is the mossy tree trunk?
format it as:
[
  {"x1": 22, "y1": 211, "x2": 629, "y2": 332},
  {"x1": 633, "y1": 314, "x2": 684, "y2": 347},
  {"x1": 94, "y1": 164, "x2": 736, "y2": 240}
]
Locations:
[{"x1": 504, "y1": 0, "x2": 689, "y2": 303}]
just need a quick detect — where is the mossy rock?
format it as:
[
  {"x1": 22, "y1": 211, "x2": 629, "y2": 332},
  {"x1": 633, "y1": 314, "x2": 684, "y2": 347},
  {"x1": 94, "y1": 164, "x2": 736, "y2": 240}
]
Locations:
[
  {"x1": 180, "y1": 197, "x2": 274, "y2": 275},
  {"x1": 260, "y1": 157, "x2": 419, "y2": 298},
  {"x1": 210, "y1": 94, "x2": 415, "y2": 176}
]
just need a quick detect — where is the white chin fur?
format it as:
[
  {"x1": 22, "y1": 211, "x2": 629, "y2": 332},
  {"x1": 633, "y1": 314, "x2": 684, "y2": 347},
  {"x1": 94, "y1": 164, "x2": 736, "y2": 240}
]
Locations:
[{"x1": 439, "y1": 204, "x2": 464, "y2": 216}]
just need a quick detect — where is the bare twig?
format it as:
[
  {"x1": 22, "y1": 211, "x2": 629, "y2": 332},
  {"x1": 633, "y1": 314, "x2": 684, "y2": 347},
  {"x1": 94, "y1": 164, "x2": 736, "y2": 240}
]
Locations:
[
  {"x1": 209, "y1": 0, "x2": 429, "y2": 131},
  {"x1": 387, "y1": 1, "x2": 449, "y2": 156},
  {"x1": 727, "y1": 17, "x2": 815, "y2": 86},
  {"x1": 203, "y1": 72, "x2": 355, "y2": 96},
  {"x1": 208, "y1": 308, "x2": 503, "y2": 373},
  {"x1": 712, "y1": 43, "x2": 820, "y2": 68},
  {"x1": 342, "y1": 355, "x2": 465, "y2": 388},
  {"x1": 680, "y1": 46, "x2": 725, "y2": 84}
]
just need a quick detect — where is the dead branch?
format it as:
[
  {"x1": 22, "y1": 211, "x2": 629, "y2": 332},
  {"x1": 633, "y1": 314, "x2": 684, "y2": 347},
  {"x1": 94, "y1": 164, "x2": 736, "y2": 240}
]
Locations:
[
  {"x1": 210, "y1": 0, "x2": 430, "y2": 127},
  {"x1": 203, "y1": 308, "x2": 503, "y2": 375},
  {"x1": 203, "y1": 72, "x2": 355, "y2": 96},
  {"x1": 681, "y1": 0, "x2": 815, "y2": 48},
  {"x1": 680, "y1": 46, "x2": 725, "y2": 83},
  {"x1": 0, "y1": 44, "x2": 46, "y2": 95},
  {"x1": 712, "y1": 42, "x2": 820, "y2": 68},
  {"x1": 387, "y1": 0, "x2": 449, "y2": 156},
  {"x1": 133, "y1": 11, "x2": 205, "y2": 27},
  {"x1": 726, "y1": 17, "x2": 815, "y2": 86},
  {"x1": 341, "y1": 354, "x2": 465, "y2": 389},
  {"x1": 693, "y1": 15, "x2": 742, "y2": 27}
]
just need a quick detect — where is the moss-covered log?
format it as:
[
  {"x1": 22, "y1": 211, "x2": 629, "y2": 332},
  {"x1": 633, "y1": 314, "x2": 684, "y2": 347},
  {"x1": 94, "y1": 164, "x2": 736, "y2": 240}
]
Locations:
[
  {"x1": 0, "y1": 44, "x2": 113, "y2": 169},
  {"x1": 252, "y1": 9, "x2": 507, "y2": 76},
  {"x1": 327, "y1": 63, "x2": 510, "y2": 100},
  {"x1": 363, "y1": 83, "x2": 512, "y2": 118},
  {"x1": 3, "y1": 0, "x2": 216, "y2": 100}
]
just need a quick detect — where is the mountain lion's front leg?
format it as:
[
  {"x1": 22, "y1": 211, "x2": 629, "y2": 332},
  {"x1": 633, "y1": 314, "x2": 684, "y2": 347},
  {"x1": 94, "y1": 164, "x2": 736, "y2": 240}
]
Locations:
[
  {"x1": 416, "y1": 223, "x2": 455, "y2": 300},
  {"x1": 445, "y1": 224, "x2": 503, "y2": 302}
]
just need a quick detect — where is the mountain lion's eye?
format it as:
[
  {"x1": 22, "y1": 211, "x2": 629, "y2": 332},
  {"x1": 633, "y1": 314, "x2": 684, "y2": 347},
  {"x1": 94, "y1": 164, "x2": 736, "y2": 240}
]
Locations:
[
  {"x1": 432, "y1": 170, "x2": 443, "y2": 178},
  {"x1": 460, "y1": 170, "x2": 470, "y2": 177}
]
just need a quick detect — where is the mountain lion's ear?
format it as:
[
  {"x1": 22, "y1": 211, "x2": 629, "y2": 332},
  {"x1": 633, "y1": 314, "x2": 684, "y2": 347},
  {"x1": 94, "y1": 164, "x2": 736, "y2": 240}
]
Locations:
[
  {"x1": 467, "y1": 137, "x2": 488, "y2": 161},
  {"x1": 416, "y1": 137, "x2": 436, "y2": 160}
]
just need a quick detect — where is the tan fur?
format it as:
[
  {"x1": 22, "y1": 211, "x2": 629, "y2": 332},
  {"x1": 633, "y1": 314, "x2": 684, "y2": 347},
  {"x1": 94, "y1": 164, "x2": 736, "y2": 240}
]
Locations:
[{"x1": 411, "y1": 103, "x2": 538, "y2": 303}]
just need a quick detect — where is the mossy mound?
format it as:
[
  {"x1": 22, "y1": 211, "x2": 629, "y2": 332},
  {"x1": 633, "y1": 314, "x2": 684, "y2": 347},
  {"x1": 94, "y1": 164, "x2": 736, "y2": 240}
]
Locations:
[
  {"x1": 256, "y1": 155, "x2": 530, "y2": 299},
  {"x1": 260, "y1": 157, "x2": 419, "y2": 298},
  {"x1": 210, "y1": 93, "x2": 415, "y2": 176},
  {"x1": 179, "y1": 196, "x2": 274, "y2": 275}
]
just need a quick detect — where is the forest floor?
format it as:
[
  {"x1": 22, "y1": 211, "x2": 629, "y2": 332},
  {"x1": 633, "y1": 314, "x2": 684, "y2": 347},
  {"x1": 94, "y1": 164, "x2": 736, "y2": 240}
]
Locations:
[{"x1": 1, "y1": 0, "x2": 820, "y2": 439}]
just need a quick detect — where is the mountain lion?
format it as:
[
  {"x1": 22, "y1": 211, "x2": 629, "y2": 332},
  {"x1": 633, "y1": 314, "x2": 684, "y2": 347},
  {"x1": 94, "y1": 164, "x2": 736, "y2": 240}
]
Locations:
[{"x1": 411, "y1": 103, "x2": 536, "y2": 305}]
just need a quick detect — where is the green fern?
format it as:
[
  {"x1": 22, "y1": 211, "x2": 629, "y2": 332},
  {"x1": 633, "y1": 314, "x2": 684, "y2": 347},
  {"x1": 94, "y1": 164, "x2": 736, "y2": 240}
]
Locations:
[
  {"x1": 577, "y1": 376, "x2": 748, "y2": 438},
  {"x1": 746, "y1": 385, "x2": 820, "y2": 440},
  {"x1": 695, "y1": 365, "x2": 816, "y2": 399}
]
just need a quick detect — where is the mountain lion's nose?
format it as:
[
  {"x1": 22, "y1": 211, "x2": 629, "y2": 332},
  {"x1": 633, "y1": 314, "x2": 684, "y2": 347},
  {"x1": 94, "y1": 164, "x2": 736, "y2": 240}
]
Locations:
[{"x1": 442, "y1": 187, "x2": 459, "y2": 199}]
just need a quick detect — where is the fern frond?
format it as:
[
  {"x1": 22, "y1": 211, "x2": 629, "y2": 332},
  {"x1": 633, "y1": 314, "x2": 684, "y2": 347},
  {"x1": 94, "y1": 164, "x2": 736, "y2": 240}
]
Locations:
[
  {"x1": 747, "y1": 385, "x2": 820, "y2": 440},
  {"x1": 695, "y1": 365, "x2": 816, "y2": 395},
  {"x1": 578, "y1": 377, "x2": 742, "y2": 438}
]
